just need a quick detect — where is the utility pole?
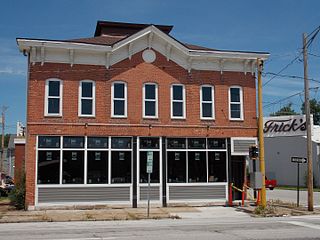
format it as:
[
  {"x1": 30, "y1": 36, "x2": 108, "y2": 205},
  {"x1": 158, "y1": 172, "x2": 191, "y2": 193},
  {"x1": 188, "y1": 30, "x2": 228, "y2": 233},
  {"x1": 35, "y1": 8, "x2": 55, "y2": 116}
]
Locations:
[
  {"x1": 303, "y1": 33, "x2": 313, "y2": 212},
  {"x1": 257, "y1": 59, "x2": 266, "y2": 208},
  {"x1": 1, "y1": 106, "x2": 8, "y2": 173}
]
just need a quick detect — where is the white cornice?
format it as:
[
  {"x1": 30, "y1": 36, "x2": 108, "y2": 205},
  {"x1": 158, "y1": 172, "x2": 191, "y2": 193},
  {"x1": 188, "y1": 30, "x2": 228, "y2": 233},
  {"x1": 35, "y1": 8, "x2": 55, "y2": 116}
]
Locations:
[{"x1": 17, "y1": 26, "x2": 269, "y2": 72}]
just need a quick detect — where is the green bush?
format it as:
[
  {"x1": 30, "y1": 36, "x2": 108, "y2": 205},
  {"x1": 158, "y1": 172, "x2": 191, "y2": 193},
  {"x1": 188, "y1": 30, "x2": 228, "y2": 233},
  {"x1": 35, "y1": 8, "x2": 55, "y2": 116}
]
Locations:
[{"x1": 9, "y1": 173, "x2": 26, "y2": 210}]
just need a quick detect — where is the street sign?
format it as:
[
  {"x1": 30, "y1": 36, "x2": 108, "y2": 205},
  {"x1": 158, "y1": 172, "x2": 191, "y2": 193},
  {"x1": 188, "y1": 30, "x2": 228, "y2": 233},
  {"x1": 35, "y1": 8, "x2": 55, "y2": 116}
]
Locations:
[
  {"x1": 146, "y1": 151, "x2": 153, "y2": 173},
  {"x1": 291, "y1": 156, "x2": 308, "y2": 163}
]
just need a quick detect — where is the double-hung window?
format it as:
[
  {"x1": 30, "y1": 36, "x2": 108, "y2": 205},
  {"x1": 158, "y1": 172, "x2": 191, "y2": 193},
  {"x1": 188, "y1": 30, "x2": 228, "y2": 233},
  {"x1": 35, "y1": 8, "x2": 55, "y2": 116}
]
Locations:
[
  {"x1": 112, "y1": 81, "x2": 127, "y2": 117},
  {"x1": 200, "y1": 85, "x2": 214, "y2": 119},
  {"x1": 79, "y1": 80, "x2": 95, "y2": 117},
  {"x1": 229, "y1": 86, "x2": 243, "y2": 120},
  {"x1": 45, "y1": 79, "x2": 62, "y2": 116},
  {"x1": 171, "y1": 84, "x2": 186, "y2": 119},
  {"x1": 143, "y1": 83, "x2": 158, "y2": 118}
]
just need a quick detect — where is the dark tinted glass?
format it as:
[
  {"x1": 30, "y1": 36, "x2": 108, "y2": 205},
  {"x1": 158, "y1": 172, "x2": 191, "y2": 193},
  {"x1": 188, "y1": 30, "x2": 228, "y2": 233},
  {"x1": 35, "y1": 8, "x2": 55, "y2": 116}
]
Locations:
[
  {"x1": 48, "y1": 98, "x2": 60, "y2": 114},
  {"x1": 81, "y1": 99, "x2": 93, "y2": 115},
  {"x1": 114, "y1": 100, "x2": 125, "y2": 115},
  {"x1": 38, "y1": 136, "x2": 60, "y2": 148},
  {"x1": 202, "y1": 86, "x2": 212, "y2": 101},
  {"x1": 37, "y1": 150, "x2": 60, "y2": 184},
  {"x1": 173, "y1": 85, "x2": 183, "y2": 100},
  {"x1": 62, "y1": 151, "x2": 84, "y2": 184},
  {"x1": 87, "y1": 137, "x2": 108, "y2": 148},
  {"x1": 87, "y1": 151, "x2": 108, "y2": 184},
  {"x1": 139, "y1": 151, "x2": 159, "y2": 183},
  {"x1": 63, "y1": 137, "x2": 84, "y2": 148},
  {"x1": 111, "y1": 137, "x2": 132, "y2": 149},
  {"x1": 167, "y1": 151, "x2": 186, "y2": 183},
  {"x1": 167, "y1": 138, "x2": 186, "y2": 149},
  {"x1": 145, "y1": 101, "x2": 156, "y2": 116},
  {"x1": 82, "y1": 82, "x2": 93, "y2": 97},
  {"x1": 231, "y1": 104, "x2": 241, "y2": 118},
  {"x1": 202, "y1": 103, "x2": 212, "y2": 117},
  {"x1": 188, "y1": 152, "x2": 206, "y2": 182},
  {"x1": 207, "y1": 138, "x2": 226, "y2": 149},
  {"x1": 48, "y1": 81, "x2": 60, "y2": 96},
  {"x1": 173, "y1": 102, "x2": 183, "y2": 117},
  {"x1": 145, "y1": 84, "x2": 156, "y2": 99},
  {"x1": 140, "y1": 137, "x2": 159, "y2": 149},
  {"x1": 208, "y1": 152, "x2": 227, "y2": 182},
  {"x1": 111, "y1": 151, "x2": 131, "y2": 183},
  {"x1": 188, "y1": 138, "x2": 206, "y2": 149},
  {"x1": 114, "y1": 83, "x2": 125, "y2": 98},
  {"x1": 230, "y1": 88, "x2": 240, "y2": 102}
]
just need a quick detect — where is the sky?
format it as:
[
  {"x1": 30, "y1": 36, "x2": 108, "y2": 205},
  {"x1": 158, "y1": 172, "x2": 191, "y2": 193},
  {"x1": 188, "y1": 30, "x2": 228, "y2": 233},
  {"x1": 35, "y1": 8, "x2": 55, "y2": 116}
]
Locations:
[{"x1": 1, "y1": 0, "x2": 320, "y2": 134}]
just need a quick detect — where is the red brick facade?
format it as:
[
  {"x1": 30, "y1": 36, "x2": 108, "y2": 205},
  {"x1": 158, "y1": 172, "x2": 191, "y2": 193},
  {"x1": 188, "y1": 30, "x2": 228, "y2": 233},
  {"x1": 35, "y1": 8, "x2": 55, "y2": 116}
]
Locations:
[{"x1": 25, "y1": 50, "x2": 257, "y2": 207}]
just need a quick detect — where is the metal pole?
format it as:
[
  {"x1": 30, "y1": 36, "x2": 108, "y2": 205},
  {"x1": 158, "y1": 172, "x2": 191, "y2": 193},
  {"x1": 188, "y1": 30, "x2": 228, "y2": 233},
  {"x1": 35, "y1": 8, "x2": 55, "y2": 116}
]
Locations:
[
  {"x1": 297, "y1": 162, "x2": 300, "y2": 207},
  {"x1": 147, "y1": 173, "x2": 150, "y2": 218},
  {"x1": 257, "y1": 59, "x2": 267, "y2": 208},
  {"x1": 303, "y1": 33, "x2": 314, "y2": 211},
  {"x1": 1, "y1": 106, "x2": 7, "y2": 173}
]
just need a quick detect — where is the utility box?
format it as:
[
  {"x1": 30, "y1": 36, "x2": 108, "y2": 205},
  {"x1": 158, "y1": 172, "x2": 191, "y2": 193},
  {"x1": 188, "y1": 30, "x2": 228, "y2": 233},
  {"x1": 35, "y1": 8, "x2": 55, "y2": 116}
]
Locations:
[{"x1": 250, "y1": 172, "x2": 263, "y2": 189}]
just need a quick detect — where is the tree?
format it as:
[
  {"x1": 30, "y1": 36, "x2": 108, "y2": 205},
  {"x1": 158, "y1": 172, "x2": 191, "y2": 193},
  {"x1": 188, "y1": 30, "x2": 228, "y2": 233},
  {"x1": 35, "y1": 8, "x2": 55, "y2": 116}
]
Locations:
[
  {"x1": 301, "y1": 98, "x2": 320, "y2": 125},
  {"x1": 270, "y1": 103, "x2": 298, "y2": 116}
]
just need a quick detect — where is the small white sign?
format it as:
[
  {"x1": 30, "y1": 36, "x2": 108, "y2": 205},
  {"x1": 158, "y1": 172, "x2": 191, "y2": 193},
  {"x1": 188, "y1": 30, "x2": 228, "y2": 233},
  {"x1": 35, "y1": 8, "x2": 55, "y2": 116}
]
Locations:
[
  {"x1": 263, "y1": 115, "x2": 313, "y2": 137},
  {"x1": 146, "y1": 151, "x2": 153, "y2": 173}
]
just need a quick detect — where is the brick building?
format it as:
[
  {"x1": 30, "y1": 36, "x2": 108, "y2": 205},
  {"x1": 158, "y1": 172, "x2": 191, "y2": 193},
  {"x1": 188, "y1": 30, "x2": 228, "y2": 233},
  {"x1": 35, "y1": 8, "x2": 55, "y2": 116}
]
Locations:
[{"x1": 17, "y1": 21, "x2": 269, "y2": 209}]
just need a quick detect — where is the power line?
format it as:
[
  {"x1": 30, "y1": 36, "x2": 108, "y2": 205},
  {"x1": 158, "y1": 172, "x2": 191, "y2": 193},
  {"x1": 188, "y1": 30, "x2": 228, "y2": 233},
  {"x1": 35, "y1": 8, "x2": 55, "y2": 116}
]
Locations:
[{"x1": 263, "y1": 72, "x2": 320, "y2": 84}]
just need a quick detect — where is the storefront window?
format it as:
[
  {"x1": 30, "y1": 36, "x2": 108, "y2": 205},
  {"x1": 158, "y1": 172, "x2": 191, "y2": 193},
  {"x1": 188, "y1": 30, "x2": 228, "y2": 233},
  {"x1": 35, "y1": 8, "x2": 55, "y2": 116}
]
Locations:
[
  {"x1": 188, "y1": 152, "x2": 206, "y2": 182},
  {"x1": 207, "y1": 138, "x2": 226, "y2": 149},
  {"x1": 37, "y1": 150, "x2": 60, "y2": 184},
  {"x1": 167, "y1": 138, "x2": 186, "y2": 149},
  {"x1": 188, "y1": 138, "x2": 206, "y2": 149},
  {"x1": 139, "y1": 151, "x2": 160, "y2": 183},
  {"x1": 167, "y1": 151, "x2": 186, "y2": 183},
  {"x1": 111, "y1": 137, "x2": 132, "y2": 149},
  {"x1": 87, "y1": 137, "x2": 108, "y2": 149},
  {"x1": 38, "y1": 136, "x2": 60, "y2": 148},
  {"x1": 62, "y1": 151, "x2": 84, "y2": 184},
  {"x1": 111, "y1": 151, "x2": 131, "y2": 183},
  {"x1": 87, "y1": 151, "x2": 108, "y2": 184},
  {"x1": 140, "y1": 137, "x2": 159, "y2": 149},
  {"x1": 63, "y1": 136, "x2": 85, "y2": 148},
  {"x1": 208, "y1": 152, "x2": 227, "y2": 182}
]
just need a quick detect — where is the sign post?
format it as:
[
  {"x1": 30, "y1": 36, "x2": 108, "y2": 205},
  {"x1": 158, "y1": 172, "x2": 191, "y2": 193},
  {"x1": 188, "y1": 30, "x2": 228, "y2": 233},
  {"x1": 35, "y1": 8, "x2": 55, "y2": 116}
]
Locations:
[
  {"x1": 291, "y1": 156, "x2": 308, "y2": 207},
  {"x1": 146, "y1": 151, "x2": 153, "y2": 218}
]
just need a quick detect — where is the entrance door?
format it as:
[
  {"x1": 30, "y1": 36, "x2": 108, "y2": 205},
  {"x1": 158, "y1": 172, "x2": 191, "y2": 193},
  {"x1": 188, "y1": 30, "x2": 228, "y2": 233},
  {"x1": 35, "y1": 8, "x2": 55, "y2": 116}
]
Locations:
[{"x1": 230, "y1": 156, "x2": 245, "y2": 200}]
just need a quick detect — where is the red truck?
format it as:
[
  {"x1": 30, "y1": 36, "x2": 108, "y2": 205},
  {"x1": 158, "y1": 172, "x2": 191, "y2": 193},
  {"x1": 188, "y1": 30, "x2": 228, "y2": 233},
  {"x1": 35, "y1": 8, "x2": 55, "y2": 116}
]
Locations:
[{"x1": 265, "y1": 177, "x2": 277, "y2": 190}]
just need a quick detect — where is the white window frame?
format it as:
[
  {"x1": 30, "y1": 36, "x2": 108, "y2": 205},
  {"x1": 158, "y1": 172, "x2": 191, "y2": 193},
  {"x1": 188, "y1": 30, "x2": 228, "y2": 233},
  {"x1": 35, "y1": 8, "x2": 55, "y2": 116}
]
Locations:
[
  {"x1": 44, "y1": 78, "x2": 63, "y2": 117},
  {"x1": 200, "y1": 85, "x2": 215, "y2": 120},
  {"x1": 143, "y1": 83, "x2": 158, "y2": 119},
  {"x1": 228, "y1": 86, "x2": 243, "y2": 120},
  {"x1": 78, "y1": 80, "x2": 96, "y2": 117},
  {"x1": 171, "y1": 84, "x2": 186, "y2": 119},
  {"x1": 111, "y1": 81, "x2": 127, "y2": 118}
]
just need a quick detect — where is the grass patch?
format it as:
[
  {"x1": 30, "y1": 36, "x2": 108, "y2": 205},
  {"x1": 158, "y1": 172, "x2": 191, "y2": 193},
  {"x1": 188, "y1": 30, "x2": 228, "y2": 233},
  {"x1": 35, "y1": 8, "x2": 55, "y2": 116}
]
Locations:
[{"x1": 277, "y1": 185, "x2": 320, "y2": 192}]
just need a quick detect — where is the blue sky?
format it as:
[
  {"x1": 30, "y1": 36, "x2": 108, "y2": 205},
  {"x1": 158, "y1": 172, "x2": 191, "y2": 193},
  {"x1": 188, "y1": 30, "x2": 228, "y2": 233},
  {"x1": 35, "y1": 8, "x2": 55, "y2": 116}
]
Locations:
[{"x1": 1, "y1": 0, "x2": 320, "y2": 133}]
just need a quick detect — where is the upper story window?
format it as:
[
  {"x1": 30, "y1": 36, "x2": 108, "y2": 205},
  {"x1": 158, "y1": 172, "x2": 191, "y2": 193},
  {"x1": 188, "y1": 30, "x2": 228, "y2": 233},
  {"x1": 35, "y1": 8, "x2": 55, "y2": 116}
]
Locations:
[
  {"x1": 45, "y1": 79, "x2": 62, "y2": 116},
  {"x1": 171, "y1": 84, "x2": 186, "y2": 119},
  {"x1": 143, "y1": 83, "x2": 158, "y2": 118},
  {"x1": 79, "y1": 80, "x2": 95, "y2": 117},
  {"x1": 112, "y1": 81, "x2": 127, "y2": 118},
  {"x1": 229, "y1": 86, "x2": 243, "y2": 120},
  {"x1": 200, "y1": 85, "x2": 214, "y2": 119}
]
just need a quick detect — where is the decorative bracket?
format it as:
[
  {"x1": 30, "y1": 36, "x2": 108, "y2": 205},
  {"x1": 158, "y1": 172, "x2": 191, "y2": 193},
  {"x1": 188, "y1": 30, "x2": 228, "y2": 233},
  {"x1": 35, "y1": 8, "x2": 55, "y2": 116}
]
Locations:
[
  {"x1": 128, "y1": 43, "x2": 133, "y2": 60},
  {"x1": 243, "y1": 59, "x2": 250, "y2": 75},
  {"x1": 40, "y1": 47, "x2": 45, "y2": 66},
  {"x1": 69, "y1": 49, "x2": 74, "y2": 67},
  {"x1": 219, "y1": 59, "x2": 225, "y2": 74},
  {"x1": 187, "y1": 57, "x2": 192, "y2": 73},
  {"x1": 105, "y1": 52, "x2": 111, "y2": 69},
  {"x1": 148, "y1": 32, "x2": 153, "y2": 49},
  {"x1": 31, "y1": 47, "x2": 36, "y2": 65},
  {"x1": 166, "y1": 44, "x2": 171, "y2": 61}
]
